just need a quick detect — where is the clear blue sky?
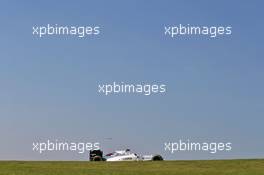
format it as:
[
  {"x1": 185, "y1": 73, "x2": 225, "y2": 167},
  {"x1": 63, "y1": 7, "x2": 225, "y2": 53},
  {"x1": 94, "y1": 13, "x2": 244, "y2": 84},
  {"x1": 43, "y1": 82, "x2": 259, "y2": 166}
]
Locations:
[{"x1": 0, "y1": 0, "x2": 263, "y2": 160}]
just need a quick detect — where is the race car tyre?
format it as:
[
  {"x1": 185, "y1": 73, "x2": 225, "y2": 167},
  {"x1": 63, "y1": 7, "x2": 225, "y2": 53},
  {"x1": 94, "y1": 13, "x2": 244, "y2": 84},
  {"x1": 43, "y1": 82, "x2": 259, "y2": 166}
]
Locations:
[
  {"x1": 93, "y1": 156, "x2": 102, "y2": 161},
  {"x1": 152, "y1": 155, "x2": 163, "y2": 161}
]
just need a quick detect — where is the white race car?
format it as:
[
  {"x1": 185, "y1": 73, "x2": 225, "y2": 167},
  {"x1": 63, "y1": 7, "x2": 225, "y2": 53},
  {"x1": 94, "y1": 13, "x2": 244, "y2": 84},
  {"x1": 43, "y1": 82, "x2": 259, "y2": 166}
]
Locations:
[{"x1": 89, "y1": 149, "x2": 163, "y2": 161}]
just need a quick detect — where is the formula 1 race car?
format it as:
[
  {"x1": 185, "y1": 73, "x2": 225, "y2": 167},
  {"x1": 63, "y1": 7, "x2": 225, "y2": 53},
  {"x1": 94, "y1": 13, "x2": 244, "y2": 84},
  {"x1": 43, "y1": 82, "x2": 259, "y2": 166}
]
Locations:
[{"x1": 89, "y1": 149, "x2": 163, "y2": 161}]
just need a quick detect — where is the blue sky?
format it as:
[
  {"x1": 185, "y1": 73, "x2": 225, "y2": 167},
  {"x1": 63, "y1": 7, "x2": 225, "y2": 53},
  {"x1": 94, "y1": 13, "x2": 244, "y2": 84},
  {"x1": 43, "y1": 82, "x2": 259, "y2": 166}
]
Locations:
[{"x1": 0, "y1": 0, "x2": 263, "y2": 160}]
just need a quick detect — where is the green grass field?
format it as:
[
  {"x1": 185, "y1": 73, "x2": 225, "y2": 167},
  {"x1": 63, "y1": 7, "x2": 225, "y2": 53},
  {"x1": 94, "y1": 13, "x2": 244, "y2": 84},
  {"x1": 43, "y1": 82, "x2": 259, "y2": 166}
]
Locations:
[{"x1": 0, "y1": 159, "x2": 263, "y2": 175}]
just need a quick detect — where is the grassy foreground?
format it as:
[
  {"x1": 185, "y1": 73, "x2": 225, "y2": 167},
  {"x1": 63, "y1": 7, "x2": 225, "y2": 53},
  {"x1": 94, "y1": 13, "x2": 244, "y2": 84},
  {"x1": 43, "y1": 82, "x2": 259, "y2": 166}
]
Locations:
[{"x1": 0, "y1": 159, "x2": 263, "y2": 175}]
